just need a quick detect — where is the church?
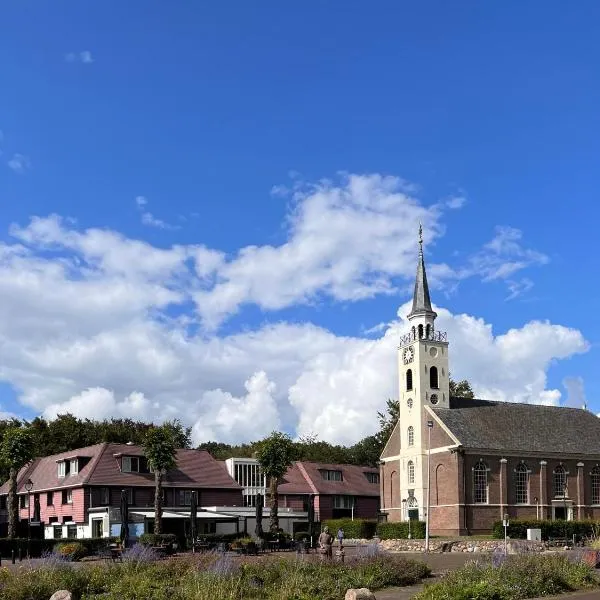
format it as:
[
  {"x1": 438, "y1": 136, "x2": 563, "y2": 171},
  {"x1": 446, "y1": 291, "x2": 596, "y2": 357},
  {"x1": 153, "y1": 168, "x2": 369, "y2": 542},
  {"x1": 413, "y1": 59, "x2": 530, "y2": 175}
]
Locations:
[{"x1": 380, "y1": 228, "x2": 600, "y2": 535}]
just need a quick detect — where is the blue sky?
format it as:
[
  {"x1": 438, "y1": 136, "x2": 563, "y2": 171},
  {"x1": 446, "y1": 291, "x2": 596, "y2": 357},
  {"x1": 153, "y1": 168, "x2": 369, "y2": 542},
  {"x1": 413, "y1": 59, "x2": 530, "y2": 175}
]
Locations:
[{"x1": 0, "y1": 2, "x2": 598, "y2": 443}]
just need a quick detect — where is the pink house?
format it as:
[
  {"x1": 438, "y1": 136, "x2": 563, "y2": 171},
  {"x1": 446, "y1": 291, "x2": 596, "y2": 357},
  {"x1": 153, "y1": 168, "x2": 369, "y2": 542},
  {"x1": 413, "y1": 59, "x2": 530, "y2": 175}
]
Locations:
[{"x1": 0, "y1": 442, "x2": 243, "y2": 540}]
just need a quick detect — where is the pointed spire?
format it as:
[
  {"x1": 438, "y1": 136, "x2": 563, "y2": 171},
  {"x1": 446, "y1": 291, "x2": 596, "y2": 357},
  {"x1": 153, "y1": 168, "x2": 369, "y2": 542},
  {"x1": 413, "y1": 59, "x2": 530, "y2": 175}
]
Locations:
[{"x1": 408, "y1": 224, "x2": 436, "y2": 319}]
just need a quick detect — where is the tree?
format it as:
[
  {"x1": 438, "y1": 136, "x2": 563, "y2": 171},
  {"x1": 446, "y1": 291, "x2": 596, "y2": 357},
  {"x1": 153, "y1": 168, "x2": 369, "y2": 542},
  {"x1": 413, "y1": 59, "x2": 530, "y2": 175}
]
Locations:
[
  {"x1": 0, "y1": 427, "x2": 35, "y2": 538},
  {"x1": 376, "y1": 398, "x2": 400, "y2": 447},
  {"x1": 254, "y1": 431, "x2": 296, "y2": 532},
  {"x1": 449, "y1": 376, "x2": 475, "y2": 398},
  {"x1": 142, "y1": 425, "x2": 178, "y2": 535}
]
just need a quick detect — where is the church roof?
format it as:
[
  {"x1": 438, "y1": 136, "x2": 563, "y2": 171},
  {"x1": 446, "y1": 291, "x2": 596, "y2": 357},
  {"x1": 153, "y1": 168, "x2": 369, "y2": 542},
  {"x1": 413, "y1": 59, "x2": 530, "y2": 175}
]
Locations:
[
  {"x1": 433, "y1": 398, "x2": 600, "y2": 456},
  {"x1": 408, "y1": 225, "x2": 436, "y2": 319}
]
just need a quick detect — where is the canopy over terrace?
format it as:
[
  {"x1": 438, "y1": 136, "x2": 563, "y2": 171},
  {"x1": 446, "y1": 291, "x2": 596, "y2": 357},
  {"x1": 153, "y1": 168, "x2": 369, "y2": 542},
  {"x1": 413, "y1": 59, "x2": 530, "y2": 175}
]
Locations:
[{"x1": 131, "y1": 509, "x2": 241, "y2": 537}]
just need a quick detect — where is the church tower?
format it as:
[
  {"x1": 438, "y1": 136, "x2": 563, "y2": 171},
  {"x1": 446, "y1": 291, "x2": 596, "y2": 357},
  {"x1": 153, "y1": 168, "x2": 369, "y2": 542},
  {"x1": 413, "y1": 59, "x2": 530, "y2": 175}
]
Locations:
[{"x1": 397, "y1": 225, "x2": 449, "y2": 519}]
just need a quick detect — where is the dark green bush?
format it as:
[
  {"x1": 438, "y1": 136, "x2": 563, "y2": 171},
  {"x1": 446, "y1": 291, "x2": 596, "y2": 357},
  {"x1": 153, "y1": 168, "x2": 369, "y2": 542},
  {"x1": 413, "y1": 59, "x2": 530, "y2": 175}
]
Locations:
[
  {"x1": 138, "y1": 533, "x2": 178, "y2": 547},
  {"x1": 492, "y1": 519, "x2": 600, "y2": 541},
  {"x1": 376, "y1": 520, "x2": 426, "y2": 539},
  {"x1": 413, "y1": 554, "x2": 597, "y2": 600},
  {"x1": 322, "y1": 518, "x2": 377, "y2": 539}
]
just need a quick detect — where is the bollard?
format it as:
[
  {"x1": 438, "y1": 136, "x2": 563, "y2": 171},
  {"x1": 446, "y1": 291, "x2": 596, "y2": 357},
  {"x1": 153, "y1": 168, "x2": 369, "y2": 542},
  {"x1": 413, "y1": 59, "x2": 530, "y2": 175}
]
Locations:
[
  {"x1": 11, "y1": 549, "x2": 16, "y2": 564},
  {"x1": 18, "y1": 547, "x2": 22, "y2": 562}
]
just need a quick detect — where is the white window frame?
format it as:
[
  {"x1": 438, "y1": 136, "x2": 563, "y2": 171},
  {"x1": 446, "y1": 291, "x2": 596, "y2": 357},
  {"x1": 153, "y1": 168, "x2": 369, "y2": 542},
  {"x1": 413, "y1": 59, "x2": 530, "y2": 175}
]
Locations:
[
  {"x1": 473, "y1": 461, "x2": 489, "y2": 504},
  {"x1": 70, "y1": 459, "x2": 79, "y2": 475},
  {"x1": 514, "y1": 463, "x2": 529, "y2": 505},
  {"x1": 407, "y1": 460, "x2": 415, "y2": 485},
  {"x1": 591, "y1": 466, "x2": 600, "y2": 505},
  {"x1": 66, "y1": 489, "x2": 73, "y2": 504},
  {"x1": 58, "y1": 461, "x2": 66, "y2": 478}
]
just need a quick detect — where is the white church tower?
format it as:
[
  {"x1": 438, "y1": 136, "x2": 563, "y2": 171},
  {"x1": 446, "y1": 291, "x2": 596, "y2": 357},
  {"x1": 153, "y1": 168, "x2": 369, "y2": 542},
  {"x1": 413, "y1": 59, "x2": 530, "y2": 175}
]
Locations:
[{"x1": 397, "y1": 225, "x2": 449, "y2": 519}]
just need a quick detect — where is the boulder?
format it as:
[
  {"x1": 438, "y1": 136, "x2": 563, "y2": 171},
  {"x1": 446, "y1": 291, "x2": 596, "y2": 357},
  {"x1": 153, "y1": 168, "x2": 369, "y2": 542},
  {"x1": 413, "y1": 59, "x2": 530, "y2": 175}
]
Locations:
[
  {"x1": 50, "y1": 592, "x2": 72, "y2": 600},
  {"x1": 345, "y1": 589, "x2": 376, "y2": 600}
]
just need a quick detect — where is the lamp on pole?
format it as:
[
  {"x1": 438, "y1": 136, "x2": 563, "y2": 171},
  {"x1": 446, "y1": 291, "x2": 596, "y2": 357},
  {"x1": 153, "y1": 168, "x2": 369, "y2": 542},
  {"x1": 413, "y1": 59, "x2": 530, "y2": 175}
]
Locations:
[
  {"x1": 425, "y1": 420, "x2": 433, "y2": 553},
  {"x1": 24, "y1": 478, "x2": 33, "y2": 558},
  {"x1": 533, "y1": 496, "x2": 539, "y2": 521}
]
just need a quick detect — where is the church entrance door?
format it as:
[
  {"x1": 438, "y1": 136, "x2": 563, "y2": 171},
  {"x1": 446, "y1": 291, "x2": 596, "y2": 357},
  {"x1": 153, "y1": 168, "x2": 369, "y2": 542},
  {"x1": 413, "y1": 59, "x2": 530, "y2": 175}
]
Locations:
[{"x1": 554, "y1": 506, "x2": 566, "y2": 520}]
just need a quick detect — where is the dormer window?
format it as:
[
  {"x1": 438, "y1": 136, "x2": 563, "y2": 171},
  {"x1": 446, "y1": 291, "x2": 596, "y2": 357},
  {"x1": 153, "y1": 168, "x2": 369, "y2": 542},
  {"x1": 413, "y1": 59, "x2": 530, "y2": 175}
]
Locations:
[
  {"x1": 70, "y1": 459, "x2": 79, "y2": 475},
  {"x1": 320, "y1": 469, "x2": 343, "y2": 481},
  {"x1": 365, "y1": 472, "x2": 380, "y2": 484},
  {"x1": 58, "y1": 461, "x2": 67, "y2": 478},
  {"x1": 122, "y1": 456, "x2": 150, "y2": 473}
]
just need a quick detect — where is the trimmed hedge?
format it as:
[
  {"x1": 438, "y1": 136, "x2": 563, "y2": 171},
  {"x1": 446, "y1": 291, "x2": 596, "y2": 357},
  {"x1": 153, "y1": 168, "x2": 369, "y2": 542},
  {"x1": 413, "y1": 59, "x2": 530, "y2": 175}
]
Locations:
[
  {"x1": 492, "y1": 519, "x2": 600, "y2": 541},
  {"x1": 376, "y1": 521, "x2": 426, "y2": 539},
  {"x1": 322, "y1": 518, "x2": 377, "y2": 539},
  {"x1": 0, "y1": 536, "x2": 121, "y2": 558},
  {"x1": 0, "y1": 538, "x2": 56, "y2": 558},
  {"x1": 138, "y1": 533, "x2": 178, "y2": 547}
]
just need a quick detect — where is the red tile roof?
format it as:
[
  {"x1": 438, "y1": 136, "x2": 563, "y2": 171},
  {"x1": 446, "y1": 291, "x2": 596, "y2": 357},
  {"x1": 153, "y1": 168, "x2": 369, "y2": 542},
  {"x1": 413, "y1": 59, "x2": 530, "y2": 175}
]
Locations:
[
  {"x1": 0, "y1": 443, "x2": 240, "y2": 494},
  {"x1": 278, "y1": 461, "x2": 379, "y2": 497}
]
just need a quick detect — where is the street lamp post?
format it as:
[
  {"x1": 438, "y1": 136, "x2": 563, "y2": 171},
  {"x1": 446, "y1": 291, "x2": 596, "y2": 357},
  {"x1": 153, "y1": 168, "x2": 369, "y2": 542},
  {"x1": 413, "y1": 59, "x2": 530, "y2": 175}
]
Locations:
[
  {"x1": 24, "y1": 478, "x2": 33, "y2": 558},
  {"x1": 425, "y1": 420, "x2": 433, "y2": 553},
  {"x1": 563, "y1": 484, "x2": 568, "y2": 544}
]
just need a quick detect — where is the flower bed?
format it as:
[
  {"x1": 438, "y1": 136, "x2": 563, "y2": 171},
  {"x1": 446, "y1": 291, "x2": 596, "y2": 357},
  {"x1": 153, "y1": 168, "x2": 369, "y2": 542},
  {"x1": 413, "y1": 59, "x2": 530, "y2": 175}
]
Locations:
[
  {"x1": 413, "y1": 554, "x2": 598, "y2": 600},
  {"x1": 0, "y1": 551, "x2": 431, "y2": 600}
]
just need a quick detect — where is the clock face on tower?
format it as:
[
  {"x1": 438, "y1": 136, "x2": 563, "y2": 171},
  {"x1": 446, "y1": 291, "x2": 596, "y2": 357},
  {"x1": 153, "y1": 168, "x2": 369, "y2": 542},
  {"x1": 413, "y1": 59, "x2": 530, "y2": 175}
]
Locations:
[{"x1": 402, "y1": 345, "x2": 415, "y2": 365}]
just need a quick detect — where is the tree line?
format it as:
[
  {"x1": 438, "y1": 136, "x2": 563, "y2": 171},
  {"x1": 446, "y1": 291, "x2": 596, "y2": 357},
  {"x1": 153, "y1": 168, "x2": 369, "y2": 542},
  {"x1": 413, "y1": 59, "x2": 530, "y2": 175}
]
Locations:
[{"x1": 0, "y1": 377, "x2": 474, "y2": 539}]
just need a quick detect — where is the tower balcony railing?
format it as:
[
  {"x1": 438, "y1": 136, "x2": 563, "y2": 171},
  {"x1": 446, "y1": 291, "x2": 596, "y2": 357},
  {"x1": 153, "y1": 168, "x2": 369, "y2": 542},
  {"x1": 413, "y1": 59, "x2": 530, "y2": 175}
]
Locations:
[{"x1": 399, "y1": 330, "x2": 447, "y2": 347}]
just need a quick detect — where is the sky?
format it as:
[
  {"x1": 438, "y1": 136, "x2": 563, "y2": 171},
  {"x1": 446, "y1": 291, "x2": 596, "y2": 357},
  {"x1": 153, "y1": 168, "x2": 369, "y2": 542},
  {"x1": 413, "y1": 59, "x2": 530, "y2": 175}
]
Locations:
[{"x1": 1, "y1": 1, "x2": 599, "y2": 446}]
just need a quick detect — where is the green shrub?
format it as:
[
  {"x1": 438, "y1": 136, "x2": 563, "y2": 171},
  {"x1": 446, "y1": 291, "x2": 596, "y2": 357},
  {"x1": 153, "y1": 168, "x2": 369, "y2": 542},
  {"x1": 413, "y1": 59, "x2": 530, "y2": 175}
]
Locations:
[
  {"x1": 414, "y1": 554, "x2": 597, "y2": 600},
  {"x1": 322, "y1": 518, "x2": 377, "y2": 539},
  {"x1": 55, "y1": 541, "x2": 87, "y2": 561},
  {"x1": 376, "y1": 521, "x2": 426, "y2": 539},
  {"x1": 138, "y1": 533, "x2": 178, "y2": 547},
  {"x1": 491, "y1": 519, "x2": 600, "y2": 541}
]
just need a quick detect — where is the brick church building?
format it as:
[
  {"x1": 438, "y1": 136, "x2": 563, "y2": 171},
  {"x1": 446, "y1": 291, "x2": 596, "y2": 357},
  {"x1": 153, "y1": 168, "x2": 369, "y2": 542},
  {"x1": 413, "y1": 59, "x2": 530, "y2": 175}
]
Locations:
[{"x1": 380, "y1": 227, "x2": 600, "y2": 535}]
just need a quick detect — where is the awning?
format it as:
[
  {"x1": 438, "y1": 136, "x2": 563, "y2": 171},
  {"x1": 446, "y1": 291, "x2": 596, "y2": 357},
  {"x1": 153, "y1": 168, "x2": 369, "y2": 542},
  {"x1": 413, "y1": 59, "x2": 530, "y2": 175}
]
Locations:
[{"x1": 129, "y1": 510, "x2": 236, "y2": 520}]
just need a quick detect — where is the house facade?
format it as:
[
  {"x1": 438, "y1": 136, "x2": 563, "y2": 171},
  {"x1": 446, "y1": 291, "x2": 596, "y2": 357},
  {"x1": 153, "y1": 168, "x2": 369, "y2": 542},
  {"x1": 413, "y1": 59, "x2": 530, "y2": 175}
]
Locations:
[
  {"x1": 0, "y1": 442, "x2": 243, "y2": 540},
  {"x1": 278, "y1": 461, "x2": 381, "y2": 522},
  {"x1": 380, "y1": 227, "x2": 600, "y2": 535}
]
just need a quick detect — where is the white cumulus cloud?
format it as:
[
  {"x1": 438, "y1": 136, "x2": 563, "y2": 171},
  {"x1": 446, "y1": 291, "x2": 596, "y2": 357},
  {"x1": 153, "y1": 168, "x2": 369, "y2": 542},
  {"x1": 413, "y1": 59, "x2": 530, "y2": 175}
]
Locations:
[{"x1": 0, "y1": 173, "x2": 582, "y2": 445}]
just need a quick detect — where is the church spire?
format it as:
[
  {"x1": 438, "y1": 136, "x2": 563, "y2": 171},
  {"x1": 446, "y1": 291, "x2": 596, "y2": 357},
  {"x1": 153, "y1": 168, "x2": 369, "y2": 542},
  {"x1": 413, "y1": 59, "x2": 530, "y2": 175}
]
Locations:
[{"x1": 408, "y1": 224, "x2": 437, "y2": 321}]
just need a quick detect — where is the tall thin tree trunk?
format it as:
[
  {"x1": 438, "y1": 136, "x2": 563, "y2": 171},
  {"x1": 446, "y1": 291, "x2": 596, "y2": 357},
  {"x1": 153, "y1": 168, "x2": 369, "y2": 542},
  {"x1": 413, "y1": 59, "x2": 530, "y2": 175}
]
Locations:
[
  {"x1": 7, "y1": 467, "x2": 18, "y2": 539},
  {"x1": 154, "y1": 470, "x2": 163, "y2": 535},
  {"x1": 269, "y1": 475, "x2": 279, "y2": 532}
]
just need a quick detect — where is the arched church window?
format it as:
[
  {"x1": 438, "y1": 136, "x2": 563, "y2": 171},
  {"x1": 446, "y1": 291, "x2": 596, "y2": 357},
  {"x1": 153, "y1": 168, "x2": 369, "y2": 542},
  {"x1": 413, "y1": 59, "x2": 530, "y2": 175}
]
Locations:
[
  {"x1": 407, "y1": 460, "x2": 415, "y2": 485},
  {"x1": 425, "y1": 324, "x2": 431, "y2": 338},
  {"x1": 407, "y1": 426, "x2": 414, "y2": 447},
  {"x1": 473, "y1": 460, "x2": 488, "y2": 504},
  {"x1": 591, "y1": 466, "x2": 600, "y2": 505},
  {"x1": 418, "y1": 324, "x2": 424, "y2": 339},
  {"x1": 515, "y1": 462, "x2": 529, "y2": 504},
  {"x1": 553, "y1": 465, "x2": 567, "y2": 498},
  {"x1": 430, "y1": 366, "x2": 439, "y2": 389},
  {"x1": 406, "y1": 369, "x2": 413, "y2": 391},
  {"x1": 411, "y1": 326, "x2": 416, "y2": 340}
]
